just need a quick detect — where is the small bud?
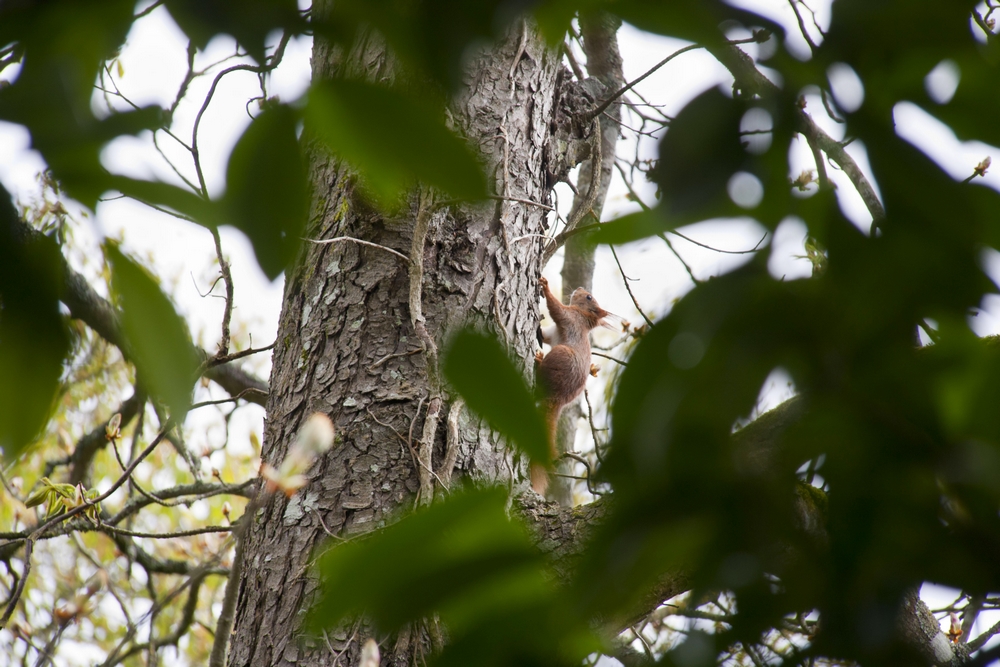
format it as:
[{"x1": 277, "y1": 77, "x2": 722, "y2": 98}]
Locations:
[
  {"x1": 791, "y1": 170, "x2": 816, "y2": 192},
  {"x1": 359, "y1": 639, "x2": 380, "y2": 667},
  {"x1": 974, "y1": 156, "x2": 991, "y2": 178},
  {"x1": 948, "y1": 611, "x2": 962, "y2": 643},
  {"x1": 105, "y1": 413, "x2": 122, "y2": 442},
  {"x1": 260, "y1": 413, "x2": 336, "y2": 496},
  {"x1": 222, "y1": 502, "x2": 232, "y2": 521}
]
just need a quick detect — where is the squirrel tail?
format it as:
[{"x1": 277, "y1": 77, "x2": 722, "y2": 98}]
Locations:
[{"x1": 530, "y1": 403, "x2": 562, "y2": 495}]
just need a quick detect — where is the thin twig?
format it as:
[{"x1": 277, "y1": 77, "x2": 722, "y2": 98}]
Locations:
[
  {"x1": 609, "y1": 245, "x2": 653, "y2": 327},
  {"x1": 487, "y1": 195, "x2": 555, "y2": 211},
  {"x1": 588, "y1": 44, "x2": 703, "y2": 121},
  {"x1": 592, "y1": 351, "x2": 628, "y2": 366},
  {"x1": 659, "y1": 233, "x2": 700, "y2": 285},
  {"x1": 305, "y1": 236, "x2": 410, "y2": 263},
  {"x1": 211, "y1": 228, "x2": 235, "y2": 356},
  {"x1": 787, "y1": 0, "x2": 819, "y2": 55}
]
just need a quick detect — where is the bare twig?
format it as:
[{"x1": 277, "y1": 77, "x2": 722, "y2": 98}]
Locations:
[
  {"x1": 787, "y1": 0, "x2": 819, "y2": 55},
  {"x1": 305, "y1": 236, "x2": 410, "y2": 263},
  {"x1": 610, "y1": 245, "x2": 653, "y2": 327},
  {"x1": 211, "y1": 228, "x2": 235, "y2": 356},
  {"x1": 543, "y1": 117, "x2": 603, "y2": 264},
  {"x1": 592, "y1": 351, "x2": 627, "y2": 366}
]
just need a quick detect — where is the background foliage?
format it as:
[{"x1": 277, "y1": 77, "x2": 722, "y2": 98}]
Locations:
[{"x1": 3, "y1": 0, "x2": 1000, "y2": 665}]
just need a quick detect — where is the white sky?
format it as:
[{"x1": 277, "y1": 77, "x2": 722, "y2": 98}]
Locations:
[{"x1": 1, "y1": 0, "x2": 999, "y2": 659}]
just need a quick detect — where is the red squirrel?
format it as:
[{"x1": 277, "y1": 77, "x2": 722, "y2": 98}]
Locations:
[{"x1": 531, "y1": 276, "x2": 610, "y2": 494}]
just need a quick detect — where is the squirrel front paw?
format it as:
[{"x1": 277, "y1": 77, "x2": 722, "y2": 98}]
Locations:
[
  {"x1": 539, "y1": 276, "x2": 549, "y2": 290},
  {"x1": 534, "y1": 350, "x2": 545, "y2": 363}
]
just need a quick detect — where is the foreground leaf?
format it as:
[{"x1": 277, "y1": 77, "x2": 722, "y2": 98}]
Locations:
[
  {"x1": 443, "y1": 328, "x2": 549, "y2": 464},
  {"x1": 223, "y1": 103, "x2": 308, "y2": 280},
  {"x1": 0, "y1": 188, "x2": 70, "y2": 461},
  {"x1": 105, "y1": 243, "x2": 198, "y2": 421},
  {"x1": 305, "y1": 79, "x2": 486, "y2": 204},
  {"x1": 310, "y1": 487, "x2": 544, "y2": 632}
]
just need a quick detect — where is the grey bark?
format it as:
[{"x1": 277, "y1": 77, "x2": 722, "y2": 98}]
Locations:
[{"x1": 227, "y1": 19, "x2": 563, "y2": 667}]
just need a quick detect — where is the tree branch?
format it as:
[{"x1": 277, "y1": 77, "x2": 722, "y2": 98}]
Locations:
[
  {"x1": 706, "y1": 41, "x2": 886, "y2": 231},
  {"x1": 6, "y1": 214, "x2": 269, "y2": 407}
]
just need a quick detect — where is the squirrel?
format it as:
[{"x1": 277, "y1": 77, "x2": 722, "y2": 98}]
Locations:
[{"x1": 531, "y1": 276, "x2": 610, "y2": 494}]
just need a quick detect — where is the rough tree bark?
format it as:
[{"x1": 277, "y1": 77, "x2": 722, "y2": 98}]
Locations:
[{"x1": 227, "y1": 18, "x2": 567, "y2": 667}]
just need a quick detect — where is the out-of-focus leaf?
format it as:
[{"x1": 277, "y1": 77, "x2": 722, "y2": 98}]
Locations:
[
  {"x1": 310, "y1": 487, "x2": 545, "y2": 632},
  {"x1": 0, "y1": 187, "x2": 71, "y2": 462},
  {"x1": 109, "y1": 176, "x2": 222, "y2": 227},
  {"x1": 612, "y1": 0, "x2": 783, "y2": 46},
  {"x1": 824, "y1": 0, "x2": 981, "y2": 116},
  {"x1": 314, "y1": 0, "x2": 524, "y2": 90},
  {"x1": 650, "y1": 87, "x2": 747, "y2": 225},
  {"x1": 163, "y1": 0, "x2": 303, "y2": 64},
  {"x1": 222, "y1": 104, "x2": 307, "y2": 280},
  {"x1": 0, "y1": 0, "x2": 157, "y2": 208},
  {"x1": 588, "y1": 208, "x2": 674, "y2": 245},
  {"x1": 443, "y1": 328, "x2": 549, "y2": 464},
  {"x1": 305, "y1": 79, "x2": 486, "y2": 204},
  {"x1": 105, "y1": 243, "x2": 198, "y2": 422}
]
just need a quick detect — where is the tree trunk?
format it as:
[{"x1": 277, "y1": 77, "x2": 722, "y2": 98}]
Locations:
[{"x1": 227, "y1": 20, "x2": 563, "y2": 667}]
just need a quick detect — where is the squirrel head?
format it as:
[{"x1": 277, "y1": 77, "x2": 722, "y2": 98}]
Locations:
[{"x1": 569, "y1": 287, "x2": 611, "y2": 328}]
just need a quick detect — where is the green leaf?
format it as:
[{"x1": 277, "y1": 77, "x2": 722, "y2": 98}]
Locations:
[
  {"x1": 611, "y1": 0, "x2": 783, "y2": 46},
  {"x1": 588, "y1": 207, "x2": 674, "y2": 246},
  {"x1": 105, "y1": 243, "x2": 198, "y2": 422},
  {"x1": 650, "y1": 87, "x2": 747, "y2": 224},
  {"x1": 310, "y1": 487, "x2": 544, "y2": 632},
  {"x1": 163, "y1": 0, "x2": 303, "y2": 64},
  {"x1": 0, "y1": 0, "x2": 149, "y2": 208},
  {"x1": 109, "y1": 176, "x2": 222, "y2": 227},
  {"x1": 314, "y1": 0, "x2": 517, "y2": 90},
  {"x1": 223, "y1": 104, "x2": 307, "y2": 280},
  {"x1": 0, "y1": 188, "x2": 71, "y2": 462},
  {"x1": 305, "y1": 79, "x2": 486, "y2": 204},
  {"x1": 443, "y1": 328, "x2": 550, "y2": 464}
]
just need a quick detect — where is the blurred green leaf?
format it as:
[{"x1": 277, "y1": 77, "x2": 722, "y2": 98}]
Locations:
[
  {"x1": 650, "y1": 87, "x2": 747, "y2": 225},
  {"x1": 163, "y1": 0, "x2": 303, "y2": 64},
  {"x1": 105, "y1": 243, "x2": 198, "y2": 422},
  {"x1": 314, "y1": 0, "x2": 524, "y2": 90},
  {"x1": 305, "y1": 79, "x2": 486, "y2": 204},
  {"x1": 588, "y1": 207, "x2": 673, "y2": 245},
  {"x1": 223, "y1": 104, "x2": 307, "y2": 280},
  {"x1": 0, "y1": 187, "x2": 71, "y2": 462},
  {"x1": 310, "y1": 487, "x2": 544, "y2": 632},
  {"x1": 109, "y1": 176, "x2": 222, "y2": 227},
  {"x1": 0, "y1": 0, "x2": 155, "y2": 208},
  {"x1": 612, "y1": 0, "x2": 754, "y2": 45},
  {"x1": 443, "y1": 328, "x2": 549, "y2": 464}
]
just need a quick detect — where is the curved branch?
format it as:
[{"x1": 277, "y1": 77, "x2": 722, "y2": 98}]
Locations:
[
  {"x1": 6, "y1": 214, "x2": 269, "y2": 407},
  {"x1": 706, "y1": 41, "x2": 886, "y2": 230}
]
